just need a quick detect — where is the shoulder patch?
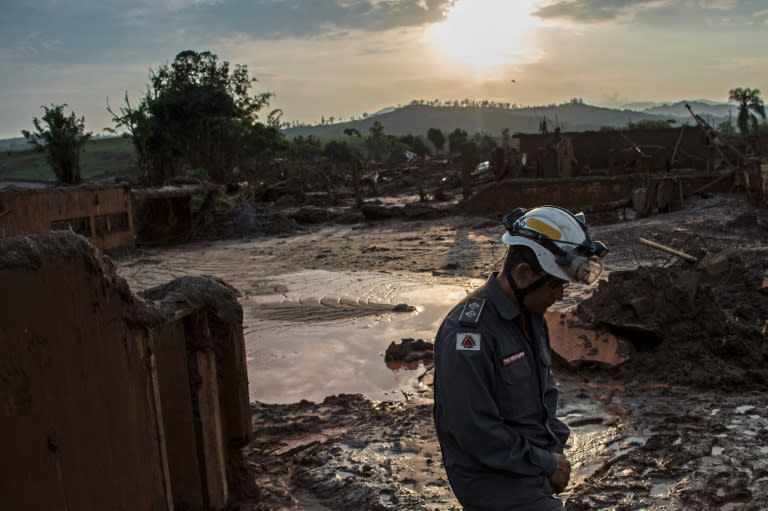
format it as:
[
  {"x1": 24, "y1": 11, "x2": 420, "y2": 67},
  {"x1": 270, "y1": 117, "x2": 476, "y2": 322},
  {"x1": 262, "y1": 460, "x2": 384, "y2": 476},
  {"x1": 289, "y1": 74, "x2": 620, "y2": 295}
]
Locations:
[
  {"x1": 456, "y1": 332, "x2": 481, "y2": 351},
  {"x1": 458, "y1": 297, "x2": 485, "y2": 327}
]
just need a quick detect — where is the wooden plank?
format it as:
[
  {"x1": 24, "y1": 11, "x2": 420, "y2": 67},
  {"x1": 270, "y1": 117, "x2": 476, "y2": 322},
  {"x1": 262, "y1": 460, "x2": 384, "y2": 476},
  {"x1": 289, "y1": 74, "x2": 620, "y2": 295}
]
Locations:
[
  {"x1": 638, "y1": 237, "x2": 698, "y2": 263},
  {"x1": 196, "y1": 350, "x2": 229, "y2": 509},
  {"x1": 147, "y1": 339, "x2": 176, "y2": 511},
  {"x1": 221, "y1": 328, "x2": 252, "y2": 444}
]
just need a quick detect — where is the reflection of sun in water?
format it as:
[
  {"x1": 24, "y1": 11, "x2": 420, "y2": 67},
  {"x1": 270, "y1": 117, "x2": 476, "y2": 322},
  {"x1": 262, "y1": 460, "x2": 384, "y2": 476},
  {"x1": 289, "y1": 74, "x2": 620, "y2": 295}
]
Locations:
[{"x1": 427, "y1": 0, "x2": 542, "y2": 73}]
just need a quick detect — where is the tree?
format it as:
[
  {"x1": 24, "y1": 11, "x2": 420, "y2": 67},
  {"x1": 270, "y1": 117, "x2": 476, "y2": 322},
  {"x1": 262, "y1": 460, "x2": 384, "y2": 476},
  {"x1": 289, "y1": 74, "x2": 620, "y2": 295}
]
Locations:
[
  {"x1": 322, "y1": 140, "x2": 358, "y2": 162},
  {"x1": 288, "y1": 135, "x2": 323, "y2": 161},
  {"x1": 448, "y1": 128, "x2": 468, "y2": 152},
  {"x1": 344, "y1": 128, "x2": 361, "y2": 138},
  {"x1": 22, "y1": 104, "x2": 92, "y2": 184},
  {"x1": 365, "y1": 121, "x2": 388, "y2": 161},
  {"x1": 501, "y1": 128, "x2": 511, "y2": 148},
  {"x1": 397, "y1": 134, "x2": 429, "y2": 157},
  {"x1": 472, "y1": 132, "x2": 497, "y2": 155},
  {"x1": 729, "y1": 87, "x2": 766, "y2": 135},
  {"x1": 109, "y1": 50, "x2": 283, "y2": 184},
  {"x1": 427, "y1": 128, "x2": 446, "y2": 153}
]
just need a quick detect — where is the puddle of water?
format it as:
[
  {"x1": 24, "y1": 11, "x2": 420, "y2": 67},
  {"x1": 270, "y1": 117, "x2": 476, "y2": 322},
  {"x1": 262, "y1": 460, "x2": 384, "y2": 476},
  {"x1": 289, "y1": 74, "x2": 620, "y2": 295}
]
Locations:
[
  {"x1": 244, "y1": 270, "x2": 472, "y2": 403},
  {"x1": 116, "y1": 243, "x2": 474, "y2": 403}
]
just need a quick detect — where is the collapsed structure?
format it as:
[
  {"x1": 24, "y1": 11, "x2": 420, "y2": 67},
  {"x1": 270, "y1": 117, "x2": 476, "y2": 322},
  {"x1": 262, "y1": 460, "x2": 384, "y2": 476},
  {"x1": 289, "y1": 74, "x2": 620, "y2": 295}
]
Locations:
[
  {"x1": 0, "y1": 231, "x2": 251, "y2": 510},
  {"x1": 0, "y1": 184, "x2": 135, "y2": 251},
  {"x1": 462, "y1": 123, "x2": 768, "y2": 216}
]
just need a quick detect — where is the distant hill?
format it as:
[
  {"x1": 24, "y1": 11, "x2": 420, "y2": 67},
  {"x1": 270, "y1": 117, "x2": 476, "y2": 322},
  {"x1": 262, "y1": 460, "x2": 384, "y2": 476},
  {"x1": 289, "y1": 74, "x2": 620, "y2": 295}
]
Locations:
[
  {"x1": 0, "y1": 137, "x2": 30, "y2": 152},
  {"x1": 621, "y1": 101, "x2": 666, "y2": 111},
  {"x1": 639, "y1": 100, "x2": 735, "y2": 123},
  {"x1": 283, "y1": 102, "x2": 687, "y2": 138},
  {"x1": 0, "y1": 136, "x2": 136, "y2": 181}
]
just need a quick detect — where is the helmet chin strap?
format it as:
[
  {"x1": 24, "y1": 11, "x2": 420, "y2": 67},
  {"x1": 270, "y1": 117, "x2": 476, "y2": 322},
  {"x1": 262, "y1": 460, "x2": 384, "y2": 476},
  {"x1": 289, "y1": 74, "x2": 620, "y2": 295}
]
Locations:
[{"x1": 504, "y1": 266, "x2": 550, "y2": 311}]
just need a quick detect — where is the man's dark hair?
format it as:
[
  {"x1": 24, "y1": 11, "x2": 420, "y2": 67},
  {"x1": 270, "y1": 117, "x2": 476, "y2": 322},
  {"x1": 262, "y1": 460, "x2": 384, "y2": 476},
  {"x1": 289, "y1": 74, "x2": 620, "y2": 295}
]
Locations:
[{"x1": 503, "y1": 245, "x2": 542, "y2": 275}]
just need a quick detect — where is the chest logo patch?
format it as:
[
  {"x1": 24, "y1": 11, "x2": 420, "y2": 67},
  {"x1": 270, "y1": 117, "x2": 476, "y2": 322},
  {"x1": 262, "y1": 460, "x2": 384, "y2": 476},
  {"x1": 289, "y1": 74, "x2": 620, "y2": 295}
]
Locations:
[
  {"x1": 502, "y1": 351, "x2": 526, "y2": 366},
  {"x1": 456, "y1": 332, "x2": 481, "y2": 351}
]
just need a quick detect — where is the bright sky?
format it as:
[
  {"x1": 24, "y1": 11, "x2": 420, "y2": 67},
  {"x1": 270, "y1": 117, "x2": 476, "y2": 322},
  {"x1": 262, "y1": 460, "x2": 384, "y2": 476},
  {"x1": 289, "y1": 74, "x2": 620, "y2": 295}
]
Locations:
[{"x1": 1, "y1": 0, "x2": 766, "y2": 138}]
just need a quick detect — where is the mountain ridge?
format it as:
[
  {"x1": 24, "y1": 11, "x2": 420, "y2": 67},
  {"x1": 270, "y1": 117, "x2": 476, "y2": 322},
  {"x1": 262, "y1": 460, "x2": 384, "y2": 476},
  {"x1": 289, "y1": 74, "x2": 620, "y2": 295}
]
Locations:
[
  {"x1": 283, "y1": 101, "x2": 733, "y2": 138},
  {"x1": 1, "y1": 101, "x2": 736, "y2": 147}
]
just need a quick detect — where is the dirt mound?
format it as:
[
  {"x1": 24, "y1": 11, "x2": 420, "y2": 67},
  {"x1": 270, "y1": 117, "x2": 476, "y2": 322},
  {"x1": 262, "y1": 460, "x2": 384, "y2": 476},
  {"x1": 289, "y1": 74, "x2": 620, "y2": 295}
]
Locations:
[
  {"x1": 384, "y1": 338, "x2": 434, "y2": 364},
  {"x1": 577, "y1": 256, "x2": 768, "y2": 388}
]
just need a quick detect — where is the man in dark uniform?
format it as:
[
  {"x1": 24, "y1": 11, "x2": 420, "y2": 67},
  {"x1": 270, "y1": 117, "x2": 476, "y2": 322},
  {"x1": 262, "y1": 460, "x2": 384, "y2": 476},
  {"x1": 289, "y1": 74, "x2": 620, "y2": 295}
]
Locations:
[{"x1": 433, "y1": 206, "x2": 608, "y2": 511}]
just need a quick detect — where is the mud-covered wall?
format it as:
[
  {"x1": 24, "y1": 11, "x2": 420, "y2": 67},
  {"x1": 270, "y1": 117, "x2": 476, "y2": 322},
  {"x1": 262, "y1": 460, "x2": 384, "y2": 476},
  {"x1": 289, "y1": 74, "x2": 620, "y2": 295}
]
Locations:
[
  {"x1": 146, "y1": 277, "x2": 251, "y2": 510},
  {"x1": 153, "y1": 321, "x2": 206, "y2": 508},
  {"x1": 0, "y1": 232, "x2": 170, "y2": 510},
  {"x1": 0, "y1": 185, "x2": 134, "y2": 251},
  {"x1": 461, "y1": 175, "x2": 643, "y2": 213},
  {"x1": 460, "y1": 173, "x2": 735, "y2": 214},
  {"x1": 0, "y1": 233, "x2": 251, "y2": 511},
  {"x1": 516, "y1": 128, "x2": 720, "y2": 175},
  {"x1": 133, "y1": 195, "x2": 193, "y2": 243}
]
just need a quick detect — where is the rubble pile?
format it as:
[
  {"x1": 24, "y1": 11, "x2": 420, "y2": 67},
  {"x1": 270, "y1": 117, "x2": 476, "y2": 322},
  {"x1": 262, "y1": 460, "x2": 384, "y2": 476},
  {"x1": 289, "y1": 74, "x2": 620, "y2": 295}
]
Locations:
[
  {"x1": 384, "y1": 338, "x2": 434, "y2": 364},
  {"x1": 576, "y1": 252, "x2": 768, "y2": 388}
]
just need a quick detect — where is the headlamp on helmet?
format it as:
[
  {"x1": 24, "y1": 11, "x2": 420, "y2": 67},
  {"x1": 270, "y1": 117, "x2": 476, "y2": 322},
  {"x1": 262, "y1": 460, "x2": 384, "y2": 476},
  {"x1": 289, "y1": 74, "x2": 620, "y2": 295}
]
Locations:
[{"x1": 501, "y1": 206, "x2": 609, "y2": 285}]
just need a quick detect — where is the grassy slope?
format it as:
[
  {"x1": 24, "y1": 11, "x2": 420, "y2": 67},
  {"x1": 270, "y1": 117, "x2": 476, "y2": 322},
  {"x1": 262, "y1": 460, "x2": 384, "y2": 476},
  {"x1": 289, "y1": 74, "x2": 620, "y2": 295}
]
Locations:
[{"x1": 0, "y1": 136, "x2": 137, "y2": 181}]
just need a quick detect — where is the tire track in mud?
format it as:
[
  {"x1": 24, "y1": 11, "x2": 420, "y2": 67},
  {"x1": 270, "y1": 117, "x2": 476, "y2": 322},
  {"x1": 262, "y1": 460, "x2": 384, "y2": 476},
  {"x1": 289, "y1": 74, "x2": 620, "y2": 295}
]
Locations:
[
  {"x1": 240, "y1": 271, "x2": 421, "y2": 334},
  {"x1": 116, "y1": 237, "x2": 451, "y2": 337},
  {"x1": 115, "y1": 240, "x2": 469, "y2": 404}
]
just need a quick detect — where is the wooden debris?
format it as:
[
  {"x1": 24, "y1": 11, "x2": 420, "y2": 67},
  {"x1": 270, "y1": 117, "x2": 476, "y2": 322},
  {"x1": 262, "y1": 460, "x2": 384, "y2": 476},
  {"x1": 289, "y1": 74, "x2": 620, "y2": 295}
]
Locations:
[{"x1": 638, "y1": 237, "x2": 698, "y2": 263}]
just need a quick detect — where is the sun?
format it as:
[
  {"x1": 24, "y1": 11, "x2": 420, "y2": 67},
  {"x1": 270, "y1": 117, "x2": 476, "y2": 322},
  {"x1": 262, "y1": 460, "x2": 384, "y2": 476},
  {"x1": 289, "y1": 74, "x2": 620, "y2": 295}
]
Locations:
[{"x1": 426, "y1": 0, "x2": 542, "y2": 74}]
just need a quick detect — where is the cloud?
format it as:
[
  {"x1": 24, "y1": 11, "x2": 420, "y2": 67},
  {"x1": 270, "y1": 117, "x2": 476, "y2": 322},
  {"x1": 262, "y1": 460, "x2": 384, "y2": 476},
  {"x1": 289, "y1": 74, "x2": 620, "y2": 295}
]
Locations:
[
  {"x1": 0, "y1": 0, "x2": 454, "y2": 65},
  {"x1": 533, "y1": 0, "x2": 767, "y2": 28},
  {"x1": 533, "y1": 0, "x2": 664, "y2": 22},
  {"x1": 188, "y1": 0, "x2": 454, "y2": 39},
  {"x1": 688, "y1": 0, "x2": 738, "y2": 9}
]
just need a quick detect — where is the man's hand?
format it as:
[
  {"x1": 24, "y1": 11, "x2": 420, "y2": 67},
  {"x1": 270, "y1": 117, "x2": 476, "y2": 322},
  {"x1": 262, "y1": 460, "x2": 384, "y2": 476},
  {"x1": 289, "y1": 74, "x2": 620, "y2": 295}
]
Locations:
[{"x1": 549, "y1": 452, "x2": 571, "y2": 494}]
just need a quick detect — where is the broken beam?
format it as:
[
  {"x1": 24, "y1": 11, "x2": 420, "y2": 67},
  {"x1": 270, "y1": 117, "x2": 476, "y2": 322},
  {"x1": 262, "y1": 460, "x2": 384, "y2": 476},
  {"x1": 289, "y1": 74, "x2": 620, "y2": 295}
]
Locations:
[{"x1": 638, "y1": 237, "x2": 698, "y2": 263}]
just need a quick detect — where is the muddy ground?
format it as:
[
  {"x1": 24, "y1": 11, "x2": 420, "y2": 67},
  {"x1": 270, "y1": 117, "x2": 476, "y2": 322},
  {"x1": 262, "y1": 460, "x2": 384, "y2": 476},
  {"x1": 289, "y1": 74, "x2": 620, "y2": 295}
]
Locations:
[{"x1": 118, "y1": 190, "x2": 768, "y2": 510}]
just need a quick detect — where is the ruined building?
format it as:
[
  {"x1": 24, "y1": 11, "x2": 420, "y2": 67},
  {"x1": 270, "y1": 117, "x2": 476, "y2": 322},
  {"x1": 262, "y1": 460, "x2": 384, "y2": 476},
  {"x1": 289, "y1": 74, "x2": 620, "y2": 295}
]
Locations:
[{"x1": 0, "y1": 231, "x2": 251, "y2": 510}]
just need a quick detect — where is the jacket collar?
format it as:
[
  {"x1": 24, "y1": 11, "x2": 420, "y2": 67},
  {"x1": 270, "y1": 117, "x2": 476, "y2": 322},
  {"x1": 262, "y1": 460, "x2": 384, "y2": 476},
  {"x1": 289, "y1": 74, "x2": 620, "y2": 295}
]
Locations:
[{"x1": 485, "y1": 272, "x2": 522, "y2": 321}]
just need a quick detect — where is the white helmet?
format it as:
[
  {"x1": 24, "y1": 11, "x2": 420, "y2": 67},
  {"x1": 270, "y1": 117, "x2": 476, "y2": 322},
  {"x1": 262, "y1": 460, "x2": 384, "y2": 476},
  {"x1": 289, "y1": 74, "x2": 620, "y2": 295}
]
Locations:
[{"x1": 501, "y1": 206, "x2": 608, "y2": 285}]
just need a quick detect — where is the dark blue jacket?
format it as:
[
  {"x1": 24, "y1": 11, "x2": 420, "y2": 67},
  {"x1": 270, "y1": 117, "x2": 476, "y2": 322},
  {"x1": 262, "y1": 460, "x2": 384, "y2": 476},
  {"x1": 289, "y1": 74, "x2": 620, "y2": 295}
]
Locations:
[{"x1": 433, "y1": 273, "x2": 570, "y2": 511}]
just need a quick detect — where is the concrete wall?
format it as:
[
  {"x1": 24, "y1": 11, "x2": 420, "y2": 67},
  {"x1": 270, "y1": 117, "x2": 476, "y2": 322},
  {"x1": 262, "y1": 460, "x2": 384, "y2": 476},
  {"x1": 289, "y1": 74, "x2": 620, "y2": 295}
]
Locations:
[
  {"x1": 0, "y1": 185, "x2": 134, "y2": 251},
  {"x1": 0, "y1": 232, "x2": 251, "y2": 511}
]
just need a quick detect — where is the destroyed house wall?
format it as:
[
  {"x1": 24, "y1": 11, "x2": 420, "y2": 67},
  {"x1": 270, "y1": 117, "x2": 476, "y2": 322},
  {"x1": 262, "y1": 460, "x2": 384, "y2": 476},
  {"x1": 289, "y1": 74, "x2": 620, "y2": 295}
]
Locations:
[
  {"x1": 460, "y1": 172, "x2": 734, "y2": 215},
  {"x1": 0, "y1": 233, "x2": 170, "y2": 510},
  {"x1": 0, "y1": 232, "x2": 250, "y2": 511},
  {"x1": 516, "y1": 128, "x2": 717, "y2": 176},
  {"x1": 143, "y1": 276, "x2": 251, "y2": 510},
  {"x1": 0, "y1": 185, "x2": 134, "y2": 251},
  {"x1": 461, "y1": 175, "x2": 642, "y2": 214},
  {"x1": 133, "y1": 195, "x2": 192, "y2": 243},
  {"x1": 131, "y1": 186, "x2": 206, "y2": 244}
]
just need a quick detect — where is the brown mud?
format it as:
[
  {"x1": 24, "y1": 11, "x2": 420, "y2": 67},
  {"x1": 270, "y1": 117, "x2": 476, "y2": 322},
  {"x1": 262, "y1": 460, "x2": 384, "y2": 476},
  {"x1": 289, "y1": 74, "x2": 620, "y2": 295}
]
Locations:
[{"x1": 115, "y1": 194, "x2": 768, "y2": 510}]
